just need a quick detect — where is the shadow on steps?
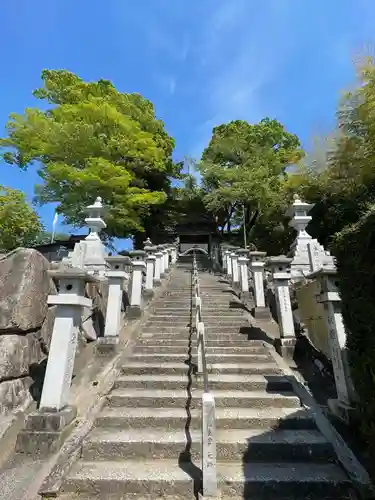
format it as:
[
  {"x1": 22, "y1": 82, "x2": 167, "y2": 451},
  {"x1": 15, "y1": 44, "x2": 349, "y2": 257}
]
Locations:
[{"x1": 178, "y1": 267, "x2": 202, "y2": 499}]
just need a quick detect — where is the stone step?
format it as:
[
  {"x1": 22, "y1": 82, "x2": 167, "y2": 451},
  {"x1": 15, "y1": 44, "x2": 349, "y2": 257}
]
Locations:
[
  {"x1": 139, "y1": 332, "x2": 256, "y2": 341},
  {"x1": 63, "y1": 459, "x2": 195, "y2": 497},
  {"x1": 149, "y1": 312, "x2": 244, "y2": 318},
  {"x1": 107, "y1": 388, "x2": 300, "y2": 409},
  {"x1": 137, "y1": 338, "x2": 263, "y2": 347},
  {"x1": 81, "y1": 428, "x2": 333, "y2": 462},
  {"x1": 129, "y1": 353, "x2": 272, "y2": 364},
  {"x1": 121, "y1": 362, "x2": 281, "y2": 376},
  {"x1": 218, "y1": 461, "x2": 353, "y2": 499},
  {"x1": 96, "y1": 406, "x2": 316, "y2": 430},
  {"x1": 113, "y1": 374, "x2": 292, "y2": 391},
  {"x1": 147, "y1": 315, "x2": 247, "y2": 322},
  {"x1": 134, "y1": 345, "x2": 268, "y2": 354},
  {"x1": 152, "y1": 301, "x2": 235, "y2": 307},
  {"x1": 141, "y1": 326, "x2": 250, "y2": 334},
  {"x1": 63, "y1": 460, "x2": 353, "y2": 499}
]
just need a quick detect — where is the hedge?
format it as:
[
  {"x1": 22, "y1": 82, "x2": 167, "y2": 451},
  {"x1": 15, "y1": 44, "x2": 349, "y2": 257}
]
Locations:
[{"x1": 333, "y1": 204, "x2": 375, "y2": 452}]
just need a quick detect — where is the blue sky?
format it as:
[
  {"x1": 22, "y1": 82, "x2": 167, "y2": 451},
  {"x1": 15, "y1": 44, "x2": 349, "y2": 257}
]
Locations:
[{"x1": 1, "y1": 0, "x2": 374, "y2": 250}]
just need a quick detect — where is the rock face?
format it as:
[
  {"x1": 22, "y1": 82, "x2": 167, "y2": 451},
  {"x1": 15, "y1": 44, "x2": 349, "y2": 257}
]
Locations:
[
  {"x1": 0, "y1": 248, "x2": 56, "y2": 415},
  {"x1": 0, "y1": 248, "x2": 56, "y2": 333},
  {"x1": 0, "y1": 333, "x2": 45, "y2": 380}
]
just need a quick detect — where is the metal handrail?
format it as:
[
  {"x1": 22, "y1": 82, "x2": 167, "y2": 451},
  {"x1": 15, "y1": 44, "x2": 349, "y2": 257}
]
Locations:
[
  {"x1": 193, "y1": 254, "x2": 208, "y2": 391},
  {"x1": 192, "y1": 252, "x2": 218, "y2": 497}
]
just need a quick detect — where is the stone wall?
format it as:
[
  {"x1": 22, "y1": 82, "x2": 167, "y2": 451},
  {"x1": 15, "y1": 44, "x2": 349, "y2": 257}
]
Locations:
[{"x1": 0, "y1": 248, "x2": 57, "y2": 414}]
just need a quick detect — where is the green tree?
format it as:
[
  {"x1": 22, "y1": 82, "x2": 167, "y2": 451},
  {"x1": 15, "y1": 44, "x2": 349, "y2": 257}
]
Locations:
[
  {"x1": 282, "y1": 58, "x2": 375, "y2": 249},
  {"x1": 0, "y1": 186, "x2": 42, "y2": 251},
  {"x1": 1, "y1": 70, "x2": 179, "y2": 239},
  {"x1": 198, "y1": 118, "x2": 304, "y2": 241}
]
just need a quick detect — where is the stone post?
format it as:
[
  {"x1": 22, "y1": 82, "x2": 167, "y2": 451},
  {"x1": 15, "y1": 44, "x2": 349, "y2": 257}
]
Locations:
[
  {"x1": 144, "y1": 245, "x2": 157, "y2": 298},
  {"x1": 154, "y1": 249, "x2": 163, "y2": 286},
  {"x1": 237, "y1": 249, "x2": 250, "y2": 300},
  {"x1": 222, "y1": 249, "x2": 229, "y2": 274},
  {"x1": 127, "y1": 251, "x2": 146, "y2": 318},
  {"x1": 82, "y1": 197, "x2": 107, "y2": 277},
  {"x1": 266, "y1": 256, "x2": 295, "y2": 357},
  {"x1": 308, "y1": 268, "x2": 355, "y2": 422},
  {"x1": 231, "y1": 251, "x2": 240, "y2": 288},
  {"x1": 226, "y1": 250, "x2": 233, "y2": 280},
  {"x1": 249, "y1": 251, "x2": 269, "y2": 319},
  {"x1": 97, "y1": 256, "x2": 129, "y2": 352},
  {"x1": 158, "y1": 245, "x2": 166, "y2": 278},
  {"x1": 163, "y1": 245, "x2": 170, "y2": 273},
  {"x1": 170, "y1": 245, "x2": 177, "y2": 265},
  {"x1": 16, "y1": 269, "x2": 97, "y2": 456},
  {"x1": 201, "y1": 392, "x2": 218, "y2": 499}
]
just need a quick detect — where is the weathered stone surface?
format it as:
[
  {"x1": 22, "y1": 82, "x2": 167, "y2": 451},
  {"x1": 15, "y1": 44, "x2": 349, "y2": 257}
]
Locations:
[
  {"x1": 0, "y1": 248, "x2": 56, "y2": 333},
  {"x1": 86, "y1": 280, "x2": 108, "y2": 337},
  {"x1": 0, "y1": 377, "x2": 33, "y2": 414},
  {"x1": 38, "y1": 305, "x2": 57, "y2": 350},
  {"x1": 0, "y1": 333, "x2": 45, "y2": 381}
]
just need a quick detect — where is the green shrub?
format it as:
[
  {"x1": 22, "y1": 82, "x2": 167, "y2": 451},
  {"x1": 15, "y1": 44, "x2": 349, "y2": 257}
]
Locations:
[{"x1": 333, "y1": 205, "x2": 375, "y2": 452}]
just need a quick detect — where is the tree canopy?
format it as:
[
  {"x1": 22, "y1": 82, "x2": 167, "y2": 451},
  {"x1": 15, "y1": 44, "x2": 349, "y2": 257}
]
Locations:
[
  {"x1": 0, "y1": 186, "x2": 42, "y2": 251},
  {"x1": 1, "y1": 70, "x2": 180, "y2": 240},
  {"x1": 196, "y1": 118, "x2": 304, "y2": 246}
]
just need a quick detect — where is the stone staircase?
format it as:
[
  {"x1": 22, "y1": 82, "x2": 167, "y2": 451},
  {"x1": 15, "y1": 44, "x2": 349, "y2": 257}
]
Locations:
[{"x1": 58, "y1": 262, "x2": 357, "y2": 499}]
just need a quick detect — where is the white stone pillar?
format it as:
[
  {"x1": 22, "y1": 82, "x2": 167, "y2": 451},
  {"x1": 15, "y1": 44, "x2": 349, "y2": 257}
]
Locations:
[
  {"x1": 222, "y1": 249, "x2": 229, "y2": 273},
  {"x1": 267, "y1": 256, "x2": 295, "y2": 357},
  {"x1": 202, "y1": 392, "x2": 218, "y2": 498},
  {"x1": 40, "y1": 270, "x2": 96, "y2": 411},
  {"x1": 98, "y1": 256, "x2": 129, "y2": 351},
  {"x1": 226, "y1": 251, "x2": 232, "y2": 279},
  {"x1": 249, "y1": 251, "x2": 269, "y2": 319},
  {"x1": 143, "y1": 243, "x2": 157, "y2": 297},
  {"x1": 309, "y1": 268, "x2": 355, "y2": 422},
  {"x1": 231, "y1": 252, "x2": 239, "y2": 287},
  {"x1": 128, "y1": 252, "x2": 146, "y2": 318},
  {"x1": 158, "y1": 245, "x2": 166, "y2": 278},
  {"x1": 154, "y1": 250, "x2": 163, "y2": 286},
  {"x1": 163, "y1": 247, "x2": 170, "y2": 273},
  {"x1": 145, "y1": 254, "x2": 156, "y2": 297},
  {"x1": 237, "y1": 249, "x2": 250, "y2": 300},
  {"x1": 171, "y1": 246, "x2": 177, "y2": 264}
]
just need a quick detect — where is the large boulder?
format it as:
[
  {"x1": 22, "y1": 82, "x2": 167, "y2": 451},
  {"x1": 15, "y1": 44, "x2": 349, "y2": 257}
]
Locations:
[
  {"x1": 0, "y1": 248, "x2": 56, "y2": 333},
  {"x1": 0, "y1": 334, "x2": 45, "y2": 381}
]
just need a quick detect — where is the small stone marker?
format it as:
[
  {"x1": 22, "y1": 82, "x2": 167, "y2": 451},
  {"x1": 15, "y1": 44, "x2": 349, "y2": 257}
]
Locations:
[
  {"x1": 128, "y1": 251, "x2": 146, "y2": 318},
  {"x1": 201, "y1": 392, "x2": 218, "y2": 498},
  {"x1": 249, "y1": 251, "x2": 269, "y2": 319},
  {"x1": 267, "y1": 256, "x2": 295, "y2": 357},
  {"x1": 231, "y1": 252, "x2": 240, "y2": 287}
]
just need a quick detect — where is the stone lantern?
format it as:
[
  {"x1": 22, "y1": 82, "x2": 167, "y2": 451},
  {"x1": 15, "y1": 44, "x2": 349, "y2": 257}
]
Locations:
[
  {"x1": 82, "y1": 197, "x2": 107, "y2": 275},
  {"x1": 286, "y1": 194, "x2": 334, "y2": 280}
]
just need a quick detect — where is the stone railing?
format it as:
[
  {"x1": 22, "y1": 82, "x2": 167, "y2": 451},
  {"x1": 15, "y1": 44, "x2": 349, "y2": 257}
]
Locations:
[{"x1": 192, "y1": 252, "x2": 218, "y2": 498}]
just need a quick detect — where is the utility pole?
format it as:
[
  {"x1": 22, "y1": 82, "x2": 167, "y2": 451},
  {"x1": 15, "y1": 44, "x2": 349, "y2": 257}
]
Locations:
[{"x1": 243, "y1": 204, "x2": 247, "y2": 249}]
